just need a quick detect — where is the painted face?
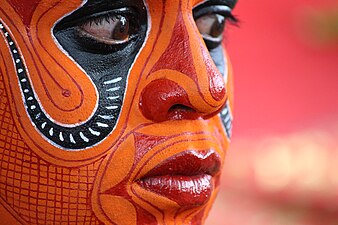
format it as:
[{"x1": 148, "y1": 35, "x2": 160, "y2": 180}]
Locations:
[{"x1": 0, "y1": 0, "x2": 236, "y2": 224}]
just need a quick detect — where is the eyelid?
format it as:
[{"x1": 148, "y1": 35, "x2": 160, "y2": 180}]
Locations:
[
  {"x1": 58, "y1": 7, "x2": 136, "y2": 29},
  {"x1": 77, "y1": 7, "x2": 135, "y2": 26},
  {"x1": 193, "y1": 0, "x2": 237, "y2": 10},
  {"x1": 193, "y1": 4, "x2": 239, "y2": 25},
  {"x1": 193, "y1": 4, "x2": 238, "y2": 49},
  {"x1": 193, "y1": 5, "x2": 232, "y2": 19}
]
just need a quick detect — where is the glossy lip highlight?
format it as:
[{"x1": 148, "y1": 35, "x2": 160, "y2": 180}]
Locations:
[{"x1": 136, "y1": 150, "x2": 221, "y2": 207}]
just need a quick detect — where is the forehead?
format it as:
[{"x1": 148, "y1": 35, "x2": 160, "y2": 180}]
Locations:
[
  {"x1": 6, "y1": 0, "x2": 238, "y2": 12},
  {"x1": 5, "y1": 0, "x2": 237, "y2": 27}
]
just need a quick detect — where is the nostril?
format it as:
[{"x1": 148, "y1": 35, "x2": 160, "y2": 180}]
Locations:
[
  {"x1": 168, "y1": 104, "x2": 195, "y2": 113},
  {"x1": 167, "y1": 104, "x2": 200, "y2": 120},
  {"x1": 140, "y1": 79, "x2": 201, "y2": 122}
]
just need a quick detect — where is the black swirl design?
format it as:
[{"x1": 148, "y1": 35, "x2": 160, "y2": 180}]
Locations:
[
  {"x1": 220, "y1": 103, "x2": 233, "y2": 139},
  {"x1": 209, "y1": 44, "x2": 233, "y2": 139},
  {"x1": 0, "y1": 5, "x2": 147, "y2": 150}
]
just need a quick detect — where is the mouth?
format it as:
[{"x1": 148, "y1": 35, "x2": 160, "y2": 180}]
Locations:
[{"x1": 136, "y1": 150, "x2": 221, "y2": 207}]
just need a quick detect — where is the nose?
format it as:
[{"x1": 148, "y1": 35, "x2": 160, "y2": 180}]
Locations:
[{"x1": 139, "y1": 11, "x2": 227, "y2": 122}]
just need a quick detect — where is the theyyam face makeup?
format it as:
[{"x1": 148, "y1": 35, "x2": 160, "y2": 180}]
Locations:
[{"x1": 0, "y1": 0, "x2": 237, "y2": 224}]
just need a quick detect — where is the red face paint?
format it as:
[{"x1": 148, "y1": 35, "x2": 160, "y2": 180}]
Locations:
[{"x1": 0, "y1": 0, "x2": 236, "y2": 224}]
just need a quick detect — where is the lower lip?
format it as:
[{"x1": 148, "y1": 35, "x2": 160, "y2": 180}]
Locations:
[{"x1": 137, "y1": 174, "x2": 214, "y2": 207}]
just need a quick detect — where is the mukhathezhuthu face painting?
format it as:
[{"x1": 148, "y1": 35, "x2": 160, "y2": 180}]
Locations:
[{"x1": 0, "y1": 0, "x2": 236, "y2": 224}]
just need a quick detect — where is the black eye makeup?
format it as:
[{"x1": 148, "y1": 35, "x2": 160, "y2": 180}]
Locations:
[
  {"x1": 74, "y1": 8, "x2": 140, "y2": 52},
  {"x1": 49, "y1": 1, "x2": 148, "y2": 149},
  {"x1": 193, "y1": 2, "x2": 238, "y2": 49},
  {"x1": 54, "y1": 2, "x2": 146, "y2": 54}
]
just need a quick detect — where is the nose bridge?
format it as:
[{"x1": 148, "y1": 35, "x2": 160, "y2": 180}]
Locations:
[
  {"x1": 139, "y1": 1, "x2": 228, "y2": 122},
  {"x1": 149, "y1": 8, "x2": 197, "y2": 83},
  {"x1": 146, "y1": 2, "x2": 227, "y2": 109}
]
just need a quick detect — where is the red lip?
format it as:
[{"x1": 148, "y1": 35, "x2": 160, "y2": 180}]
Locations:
[{"x1": 137, "y1": 150, "x2": 221, "y2": 207}]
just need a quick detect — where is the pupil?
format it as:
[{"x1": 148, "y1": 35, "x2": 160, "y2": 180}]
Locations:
[
  {"x1": 211, "y1": 15, "x2": 225, "y2": 37},
  {"x1": 195, "y1": 14, "x2": 225, "y2": 38},
  {"x1": 112, "y1": 17, "x2": 129, "y2": 40},
  {"x1": 120, "y1": 16, "x2": 127, "y2": 31}
]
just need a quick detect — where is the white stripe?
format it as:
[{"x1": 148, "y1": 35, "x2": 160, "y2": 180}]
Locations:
[
  {"x1": 104, "y1": 77, "x2": 122, "y2": 85},
  {"x1": 107, "y1": 96, "x2": 119, "y2": 100},
  {"x1": 106, "y1": 106, "x2": 119, "y2": 110},
  {"x1": 21, "y1": 78, "x2": 27, "y2": 82},
  {"x1": 27, "y1": 96, "x2": 33, "y2": 101},
  {"x1": 16, "y1": 59, "x2": 20, "y2": 63},
  {"x1": 49, "y1": 128, "x2": 54, "y2": 136},
  {"x1": 89, "y1": 128, "x2": 100, "y2": 136},
  {"x1": 41, "y1": 122, "x2": 47, "y2": 129},
  {"x1": 106, "y1": 86, "x2": 120, "y2": 92},
  {"x1": 221, "y1": 108, "x2": 228, "y2": 116},
  {"x1": 97, "y1": 122, "x2": 109, "y2": 128},
  {"x1": 59, "y1": 132, "x2": 64, "y2": 142},
  {"x1": 99, "y1": 115, "x2": 114, "y2": 120},
  {"x1": 18, "y1": 68, "x2": 23, "y2": 73},
  {"x1": 79, "y1": 132, "x2": 89, "y2": 143},
  {"x1": 35, "y1": 113, "x2": 41, "y2": 119},
  {"x1": 69, "y1": 134, "x2": 76, "y2": 144},
  {"x1": 224, "y1": 114, "x2": 231, "y2": 124},
  {"x1": 30, "y1": 105, "x2": 36, "y2": 110}
]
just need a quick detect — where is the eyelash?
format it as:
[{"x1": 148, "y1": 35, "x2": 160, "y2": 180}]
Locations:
[
  {"x1": 78, "y1": 12, "x2": 134, "y2": 28},
  {"x1": 225, "y1": 13, "x2": 239, "y2": 25},
  {"x1": 73, "y1": 9, "x2": 139, "y2": 54},
  {"x1": 70, "y1": 5, "x2": 238, "y2": 53},
  {"x1": 193, "y1": 4, "x2": 239, "y2": 50},
  {"x1": 80, "y1": 14, "x2": 115, "y2": 27}
]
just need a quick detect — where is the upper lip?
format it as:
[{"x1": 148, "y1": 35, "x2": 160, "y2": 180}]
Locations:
[{"x1": 140, "y1": 150, "x2": 221, "y2": 179}]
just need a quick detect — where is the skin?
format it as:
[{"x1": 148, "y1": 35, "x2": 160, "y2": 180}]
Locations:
[{"x1": 0, "y1": 0, "x2": 236, "y2": 224}]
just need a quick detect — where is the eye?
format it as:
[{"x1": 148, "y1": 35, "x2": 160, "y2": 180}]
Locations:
[
  {"x1": 54, "y1": 6, "x2": 146, "y2": 54},
  {"x1": 195, "y1": 14, "x2": 225, "y2": 42},
  {"x1": 58, "y1": 7, "x2": 143, "y2": 53},
  {"x1": 193, "y1": 5, "x2": 238, "y2": 49},
  {"x1": 78, "y1": 13, "x2": 135, "y2": 45}
]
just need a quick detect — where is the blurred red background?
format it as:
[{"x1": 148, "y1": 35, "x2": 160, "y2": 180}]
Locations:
[
  {"x1": 229, "y1": 0, "x2": 338, "y2": 136},
  {"x1": 207, "y1": 0, "x2": 338, "y2": 224}
]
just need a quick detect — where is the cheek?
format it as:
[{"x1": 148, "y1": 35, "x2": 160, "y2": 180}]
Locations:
[
  {"x1": 0, "y1": 0, "x2": 149, "y2": 160},
  {"x1": 0, "y1": 82, "x2": 104, "y2": 224},
  {"x1": 0, "y1": 0, "x2": 233, "y2": 224}
]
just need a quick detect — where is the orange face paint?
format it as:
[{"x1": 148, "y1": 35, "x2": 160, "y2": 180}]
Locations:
[{"x1": 0, "y1": 0, "x2": 236, "y2": 224}]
